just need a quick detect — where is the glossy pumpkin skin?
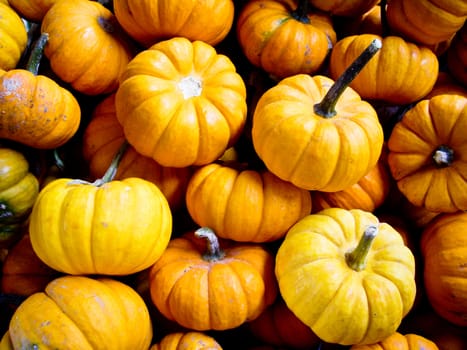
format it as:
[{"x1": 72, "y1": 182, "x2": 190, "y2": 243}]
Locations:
[
  {"x1": 386, "y1": 0, "x2": 467, "y2": 46},
  {"x1": 150, "y1": 332, "x2": 223, "y2": 350},
  {"x1": 8, "y1": 275, "x2": 153, "y2": 350},
  {"x1": 115, "y1": 37, "x2": 247, "y2": 168},
  {"x1": 252, "y1": 74, "x2": 384, "y2": 192},
  {"x1": 329, "y1": 34, "x2": 439, "y2": 104},
  {"x1": 114, "y1": 0, "x2": 234, "y2": 47},
  {"x1": 309, "y1": 0, "x2": 379, "y2": 17},
  {"x1": 7, "y1": 0, "x2": 59, "y2": 22},
  {"x1": 236, "y1": 0, "x2": 336, "y2": 79},
  {"x1": 0, "y1": 69, "x2": 81, "y2": 149},
  {"x1": 29, "y1": 177, "x2": 172, "y2": 275},
  {"x1": 0, "y1": 0, "x2": 28, "y2": 70},
  {"x1": 185, "y1": 162, "x2": 312, "y2": 242},
  {"x1": 41, "y1": 0, "x2": 136, "y2": 95},
  {"x1": 82, "y1": 93, "x2": 193, "y2": 210},
  {"x1": 387, "y1": 94, "x2": 467, "y2": 213},
  {"x1": 148, "y1": 230, "x2": 278, "y2": 331},
  {"x1": 349, "y1": 332, "x2": 439, "y2": 350},
  {"x1": 421, "y1": 211, "x2": 467, "y2": 327},
  {"x1": 275, "y1": 208, "x2": 416, "y2": 345}
]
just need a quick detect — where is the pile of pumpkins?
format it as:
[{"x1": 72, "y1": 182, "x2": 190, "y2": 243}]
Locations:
[{"x1": 0, "y1": 0, "x2": 466, "y2": 349}]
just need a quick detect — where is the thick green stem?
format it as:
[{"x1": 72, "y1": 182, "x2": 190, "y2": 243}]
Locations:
[
  {"x1": 26, "y1": 32, "x2": 49, "y2": 75},
  {"x1": 433, "y1": 145, "x2": 454, "y2": 168},
  {"x1": 345, "y1": 225, "x2": 378, "y2": 271},
  {"x1": 314, "y1": 38, "x2": 382, "y2": 118},
  {"x1": 290, "y1": 0, "x2": 311, "y2": 24},
  {"x1": 195, "y1": 227, "x2": 225, "y2": 262}
]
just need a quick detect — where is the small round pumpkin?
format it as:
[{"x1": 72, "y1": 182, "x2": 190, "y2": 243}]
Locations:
[
  {"x1": 150, "y1": 332, "x2": 223, "y2": 350},
  {"x1": 148, "y1": 227, "x2": 278, "y2": 331},
  {"x1": 115, "y1": 36, "x2": 247, "y2": 168},
  {"x1": 349, "y1": 331, "x2": 439, "y2": 350},
  {"x1": 275, "y1": 208, "x2": 416, "y2": 345},
  {"x1": 113, "y1": 0, "x2": 234, "y2": 47},
  {"x1": 40, "y1": 0, "x2": 136, "y2": 95},
  {"x1": 0, "y1": 0, "x2": 28, "y2": 71},
  {"x1": 236, "y1": 0, "x2": 336, "y2": 79},
  {"x1": 185, "y1": 162, "x2": 312, "y2": 242},
  {"x1": 8, "y1": 275, "x2": 153, "y2": 349}
]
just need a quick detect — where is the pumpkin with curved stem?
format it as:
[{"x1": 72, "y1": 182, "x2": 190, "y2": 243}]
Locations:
[
  {"x1": 40, "y1": 0, "x2": 136, "y2": 95},
  {"x1": 113, "y1": 0, "x2": 234, "y2": 47},
  {"x1": 0, "y1": 0, "x2": 28, "y2": 71},
  {"x1": 421, "y1": 211, "x2": 467, "y2": 327},
  {"x1": 252, "y1": 39, "x2": 384, "y2": 192},
  {"x1": 0, "y1": 34, "x2": 81, "y2": 149},
  {"x1": 29, "y1": 143, "x2": 173, "y2": 276},
  {"x1": 115, "y1": 37, "x2": 247, "y2": 168},
  {"x1": 236, "y1": 0, "x2": 336, "y2": 79},
  {"x1": 275, "y1": 208, "x2": 416, "y2": 345},
  {"x1": 387, "y1": 94, "x2": 467, "y2": 213},
  {"x1": 8, "y1": 275, "x2": 153, "y2": 349},
  {"x1": 329, "y1": 34, "x2": 439, "y2": 105},
  {"x1": 150, "y1": 332, "x2": 223, "y2": 350},
  {"x1": 82, "y1": 93, "x2": 193, "y2": 211},
  {"x1": 148, "y1": 227, "x2": 278, "y2": 331},
  {"x1": 349, "y1": 331, "x2": 439, "y2": 350},
  {"x1": 185, "y1": 162, "x2": 312, "y2": 243}
]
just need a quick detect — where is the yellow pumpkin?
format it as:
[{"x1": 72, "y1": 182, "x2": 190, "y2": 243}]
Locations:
[{"x1": 0, "y1": 0, "x2": 27, "y2": 70}]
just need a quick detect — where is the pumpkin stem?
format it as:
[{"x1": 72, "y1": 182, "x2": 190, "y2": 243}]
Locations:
[
  {"x1": 345, "y1": 224, "x2": 378, "y2": 271},
  {"x1": 26, "y1": 32, "x2": 48, "y2": 75},
  {"x1": 92, "y1": 140, "x2": 129, "y2": 186},
  {"x1": 290, "y1": 0, "x2": 311, "y2": 24},
  {"x1": 195, "y1": 227, "x2": 226, "y2": 262},
  {"x1": 433, "y1": 145, "x2": 454, "y2": 168},
  {"x1": 380, "y1": 0, "x2": 390, "y2": 37},
  {"x1": 314, "y1": 38, "x2": 382, "y2": 118}
]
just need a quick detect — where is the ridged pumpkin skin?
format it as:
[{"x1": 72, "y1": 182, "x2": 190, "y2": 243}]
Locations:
[
  {"x1": 115, "y1": 37, "x2": 247, "y2": 168},
  {"x1": 349, "y1": 332, "x2": 439, "y2": 350},
  {"x1": 150, "y1": 332, "x2": 223, "y2": 350},
  {"x1": 41, "y1": 0, "x2": 136, "y2": 95},
  {"x1": 148, "y1": 229, "x2": 278, "y2": 331},
  {"x1": 329, "y1": 34, "x2": 439, "y2": 104},
  {"x1": 0, "y1": 0, "x2": 27, "y2": 70},
  {"x1": 82, "y1": 93, "x2": 192, "y2": 210},
  {"x1": 8, "y1": 275, "x2": 153, "y2": 350},
  {"x1": 7, "y1": 0, "x2": 59, "y2": 22},
  {"x1": 113, "y1": 0, "x2": 234, "y2": 47},
  {"x1": 185, "y1": 162, "x2": 312, "y2": 242},
  {"x1": 236, "y1": 0, "x2": 336, "y2": 79},
  {"x1": 386, "y1": 0, "x2": 467, "y2": 46},
  {"x1": 275, "y1": 208, "x2": 416, "y2": 345},
  {"x1": 252, "y1": 74, "x2": 384, "y2": 192},
  {"x1": 421, "y1": 211, "x2": 467, "y2": 327},
  {"x1": 387, "y1": 94, "x2": 467, "y2": 213},
  {"x1": 0, "y1": 69, "x2": 81, "y2": 149},
  {"x1": 29, "y1": 177, "x2": 172, "y2": 275}
]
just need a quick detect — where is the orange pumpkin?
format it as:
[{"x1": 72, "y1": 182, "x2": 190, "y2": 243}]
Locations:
[
  {"x1": 349, "y1": 331, "x2": 439, "y2": 350},
  {"x1": 7, "y1": 0, "x2": 59, "y2": 22},
  {"x1": 150, "y1": 332, "x2": 223, "y2": 350},
  {"x1": 148, "y1": 227, "x2": 278, "y2": 331},
  {"x1": 236, "y1": 0, "x2": 336, "y2": 79}
]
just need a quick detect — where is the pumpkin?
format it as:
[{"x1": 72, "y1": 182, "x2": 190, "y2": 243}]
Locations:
[
  {"x1": 420, "y1": 211, "x2": 467, "y2": 327},
  {"x1": 150, "y1": 332, "x2": 223, "y2": 350},
  {"x1": 447, "y1": 23, "x2": 467, "y2": 88},
  {"x1": 252, "y1": 39, "x2": 384, "y2": 192},
  {"x1": 0, "y1": 331, "x2": 12, "y2": 349},
  {"x1": 82, "y1": 93, "x2": 193, "y2": 210},
  {"x1": 329, "y1": 34, "x2": 439, "y2": 105},
  {"x1": 236, "y1": 0, "x2": 336, "y2": 79},
  {"x1": 0, "y1": 34, "x2": 81, "y2": 149},
  {"x1": 185, "y1": 162, "x2": 312, "y2": 242},
  {"x1": 7, "y1": 0, "x2": 59, "y2": 22},
  {"x1": 8, "y1": 275, "x2": 153, "y2": 349},
  {"x1": 115, "y1": 36, "x2": 247, "y2": 168},
  {"x1": 309, "y1": 0, "x2": 379, "y2": 17},
  {"x1": 0, "y1": 0, "x2": 27, "y2": 71},
  {"x1": 248, "y1": 297, "x2": 320, "y2": 349},
  {"x1": 148, "y1": 227, "x2": 278, "y2": 331},
  {"x1": 387, "y1": 94, "x2": 467, "y2": 213},
  {"x1": 1, "y1": 234, "x2": 58, "y2": 296},
  {"x1": 386, "y1": 0, "x2": 467, "y2": 46},
  {"x1": 275, "y1": 208, "x2": 416, "y2": 345},
  {"x1": 349, "y1": 331, "x2": 439, "y2": 350},
  {"x1": 40, "y1": 0, "x2": 136, "y2": 95},
  {"x1": 29, "y1": 144, "x2": 173, "y2": 275}
]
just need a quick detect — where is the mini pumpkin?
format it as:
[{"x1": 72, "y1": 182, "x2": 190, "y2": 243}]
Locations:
[
  {"x1": 7, "y1": 0, "x2": 59, "y2": 22},
  {"x1": 0, "y1": 0, "x2": 28, "y2": 71},
  {"x1": 115, "y1": 37, "x2": 247, "y2": 168},
  {"x1": 150, "y1": 332, "x2": 223, "y2": 350},
  {"x1": 275, "y1": 208, "x2": 416, "y2": 345},
  {"x1": 349, "y1": 331, "x2": 439, "y2": 350},
  {"x1": 8, "y1": 275, "x2": 153, "y2": 349},
  {"x1": 148, "y1": 227, "x2": 278, "y2": 331}
]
